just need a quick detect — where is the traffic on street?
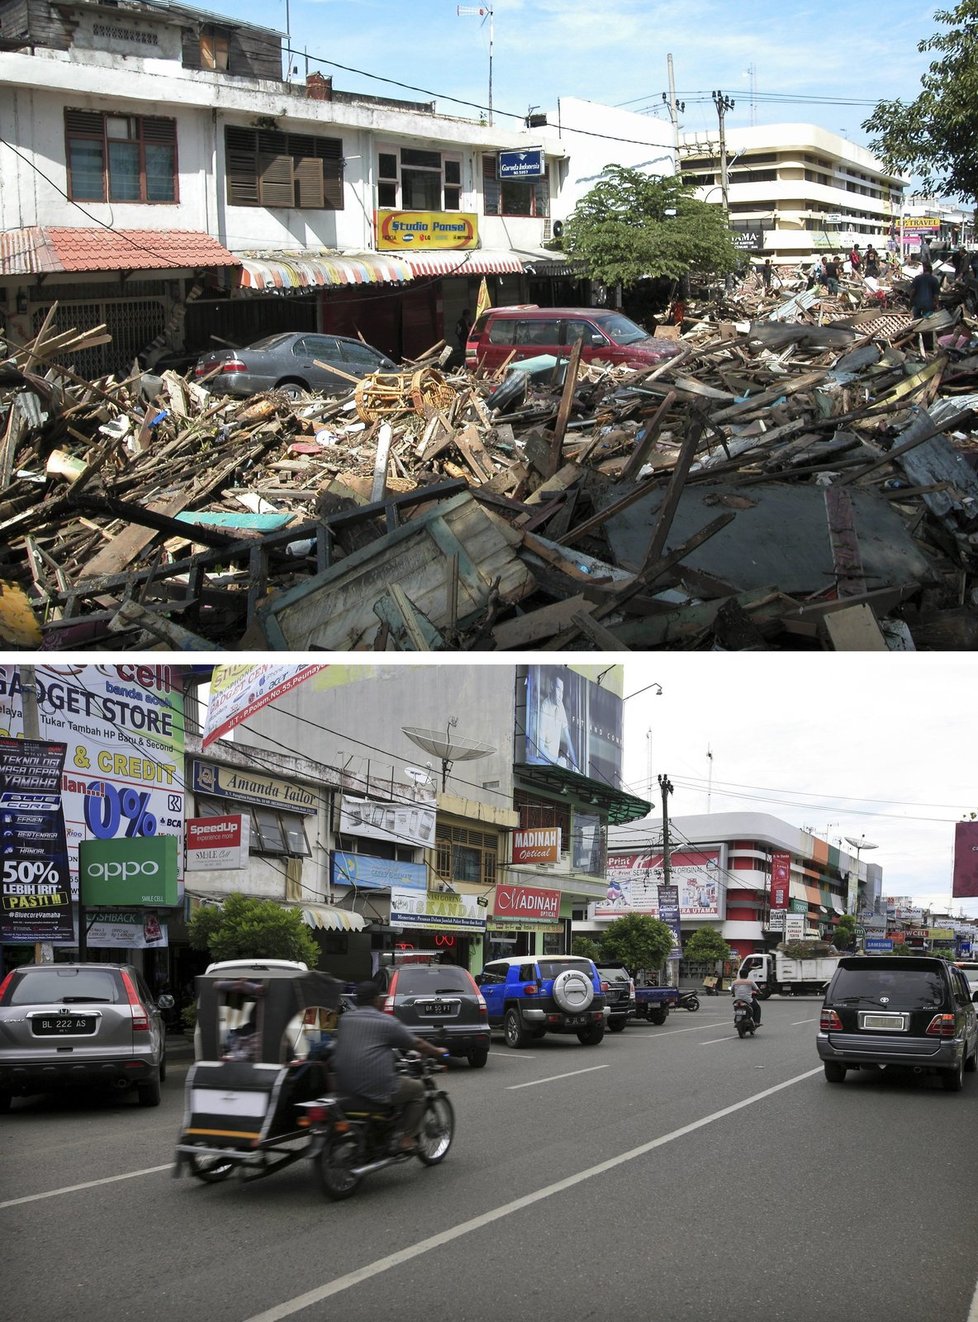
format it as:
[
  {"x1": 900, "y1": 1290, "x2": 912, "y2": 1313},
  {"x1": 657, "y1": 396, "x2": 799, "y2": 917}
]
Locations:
[{"x1": 5, "y1": 996, "x2": 978, "y2": 1322}]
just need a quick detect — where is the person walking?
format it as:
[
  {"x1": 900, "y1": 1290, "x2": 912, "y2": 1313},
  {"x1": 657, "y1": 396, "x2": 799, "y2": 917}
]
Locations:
[
  {"x1": 863, "y1": 245, "x2": 880, "y2": 279},
  {"x1": 910, "y1": 260, "x2": 941, "y2": 318},
  {"x1": 849, "y1": 243, "x2": 862, "y2": 275},
  {"x1": 761, "y1": 258, "x2": 773, "y2": 290},
  {"x1": 824, "y1": 255, "x2": 841, "y2": 295}
]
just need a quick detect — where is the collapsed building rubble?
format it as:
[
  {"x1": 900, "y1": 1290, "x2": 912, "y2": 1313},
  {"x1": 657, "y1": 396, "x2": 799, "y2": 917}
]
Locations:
[{"x1": 2, "y1": 274, "x2": 978, "y2": 652}]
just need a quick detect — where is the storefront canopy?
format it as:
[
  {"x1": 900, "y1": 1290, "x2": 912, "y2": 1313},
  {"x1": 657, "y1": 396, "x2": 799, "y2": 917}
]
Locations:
[
  {"x1": 299, "y1": 904, "x2": 366, "y2": 932},
  {"x1": 0, "y1": 225, "x2": 240, "y2": 275},
  {"x1": 237, "y1": 251, "x2": 412, "y2": 293},
  {"x1": 396, "y1": 248, "x2": 525, "y2": 277}
]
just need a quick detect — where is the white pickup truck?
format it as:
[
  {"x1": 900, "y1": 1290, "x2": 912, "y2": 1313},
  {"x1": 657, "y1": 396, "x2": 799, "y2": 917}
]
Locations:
[{"x1": 738, "y1": 951, "x2": 844, "y2": 998}]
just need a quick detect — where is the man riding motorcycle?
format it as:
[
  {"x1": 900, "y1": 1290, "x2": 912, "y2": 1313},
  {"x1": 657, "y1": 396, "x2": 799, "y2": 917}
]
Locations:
[
  {"x1": 729, "y1": 971, "x2": 762, "y2": 1028},
  {"x1": 333, "y1": 980, "x2": 448, "y2": 1152}
]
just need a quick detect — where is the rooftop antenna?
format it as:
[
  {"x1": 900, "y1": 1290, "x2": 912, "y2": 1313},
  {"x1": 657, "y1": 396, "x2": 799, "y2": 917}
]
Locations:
[{"x1": 457, "y1": 5, "x2": 494, "y2": 125}]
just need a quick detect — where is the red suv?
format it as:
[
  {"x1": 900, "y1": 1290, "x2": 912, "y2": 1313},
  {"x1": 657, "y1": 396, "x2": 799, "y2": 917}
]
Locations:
[{"x1": 465, "y1": 305, "x2": 682, "y2": 373}]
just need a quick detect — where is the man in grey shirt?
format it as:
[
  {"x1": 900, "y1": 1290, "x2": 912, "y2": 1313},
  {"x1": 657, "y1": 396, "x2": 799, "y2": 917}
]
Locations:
[{"x1": 333, "y1": 980, "x2": 448, "y2": 1151}]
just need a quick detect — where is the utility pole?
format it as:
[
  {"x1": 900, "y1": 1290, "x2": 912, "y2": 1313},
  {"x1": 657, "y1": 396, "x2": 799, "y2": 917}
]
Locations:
[
  {"x1": 712, "y1": 90, "x2": 735, "y2": 210},
  {"x1": 662, "y1": 54, "x2": 685, "y2": 156},
  {"x1": 658, "y1": 773, "x2": 674, "y2": 888}
]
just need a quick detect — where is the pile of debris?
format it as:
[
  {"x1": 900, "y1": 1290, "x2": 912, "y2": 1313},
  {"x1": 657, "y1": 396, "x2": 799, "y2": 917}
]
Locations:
[{"x1": 2, "y1": 283, "x2": 978, "y2": 652}]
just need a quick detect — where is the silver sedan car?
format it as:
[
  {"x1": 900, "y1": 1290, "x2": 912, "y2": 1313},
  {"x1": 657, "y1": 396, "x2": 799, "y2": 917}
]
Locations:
[
  {"x1": 194, "y1": 331, "x2": 397, "y2": 399},
  {"x1": 0, "y1": 962, "x2": 167, "y2": 1109}
]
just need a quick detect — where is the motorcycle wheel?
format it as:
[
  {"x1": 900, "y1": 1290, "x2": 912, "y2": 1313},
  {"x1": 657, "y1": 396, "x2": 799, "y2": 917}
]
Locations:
[
  {"x1": 686, "y1": 997, "x2": 700, "y2": 1012},
  {"x1": 186, "y1": 1144, "x2": 236, "y2": 1184},
  {"x1": 736, "y1": 1023, "x2": 747, "y2": 1038},
  {"x1": 317, "y1": 1133, "x2": 364, "y2": 1200},
  {"x1": 416, "y1": 1094, "x2": 454, "y2": 1166}
]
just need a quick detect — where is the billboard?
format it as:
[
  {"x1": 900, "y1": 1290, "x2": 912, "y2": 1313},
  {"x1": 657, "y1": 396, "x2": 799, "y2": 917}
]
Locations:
[
  {"x1": 523, "y1": 665, "x2": 623, "y2": 784},
  {"x1": 0, "y1": 737, "x2": 73, "y2": 944},
  {"x1": 339, "y1": 795, "x2": 435, "y2": 847},
  {"x1": 331, "y1": 851, "x2": 426, "y2": 892},
  {"x1": 595, "y1": 847, "x2": 723, "y2": 919},
  {"x1": 770, "y1": 852, "x2": 791, "y2": 910},
  {"x1": 202, "y1": 664, "x2": 320, "y2": 747},
  {"x1": 0, "y1": 666, "x2": 186, "y2": 899},
  {"x1": 952, "y1": 822, "x2": 978, "y2": 898}
]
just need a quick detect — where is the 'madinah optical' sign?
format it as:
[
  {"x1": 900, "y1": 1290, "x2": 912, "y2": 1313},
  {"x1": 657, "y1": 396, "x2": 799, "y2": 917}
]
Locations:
[{"x1": 512, "y1": 827, "x2": 560, "y2": 865}]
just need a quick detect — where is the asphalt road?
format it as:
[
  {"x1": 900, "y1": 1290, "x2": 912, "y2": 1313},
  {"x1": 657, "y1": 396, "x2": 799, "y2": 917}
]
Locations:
[{"x1": 4, "y1": 997, "x2": 978, "y2": 1322}]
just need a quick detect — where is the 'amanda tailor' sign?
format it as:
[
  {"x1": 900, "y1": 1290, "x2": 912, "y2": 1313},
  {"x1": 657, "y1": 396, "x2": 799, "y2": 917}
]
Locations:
[{"x1": 512, "y1": 827, "x2": 561, "y2": 865}]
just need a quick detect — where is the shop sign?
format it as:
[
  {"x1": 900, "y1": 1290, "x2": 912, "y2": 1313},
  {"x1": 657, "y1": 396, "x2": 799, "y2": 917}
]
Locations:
[
  {"x1": 390, "y1": 884, "x2": 485, "y2": 932},
  {"x1": 79, "y1": 835, "x2": 179, "y2": 907},
  {"x1": 339, "y1": 795, "x2": 435, "y2": 847},
  {"x1": 493, "y1": 884, "x2": 560, "y2": 923},
  {"x1": 375, "y1": 210, "x2": 479, "y2": 251},
  {"x1": 499, "y1": 148, "x2": 544, "y2": 179},
  {"x1": 185, "y1": 816, "x2": 249, "y2": 871},
  {"x1": 512, "y1": 828, "x2": 561, "y2": 865},
  {"x1": 331, "y1": 851, "x2": 425, "y2": 891},
  {"x1": 0, "y1": 736, "x2": 74, "y2": 944},
  {"x1": 784, "y1": 913, "x2": 807, "y2": 942},
  {"x1": 0, "y1": 665, "x2": 186, "y2": 896},
  {"x1": 85, "y1": 909, "x2": 168, "y2": 949},
  {"x1": 487, "y1": 919, "x2": 563, "y2": 934},
  {"x1": 192, "y1": 760, "x2": 317, "y2": 814}
]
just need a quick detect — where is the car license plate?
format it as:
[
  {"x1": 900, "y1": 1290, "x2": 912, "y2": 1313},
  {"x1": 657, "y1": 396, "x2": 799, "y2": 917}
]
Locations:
[
  {"x1": 422, "y1": 1001, "x2": 453, "y2": 1016},
  {"x1": 860, "y1": 1012, "x2": 907, "y2": 1031},
  {"x1": 567, "y1": 1015, "x2": 588, "y2": 1026},
  {"x1": 33, "y1": 1016, "x2": 96, "y2": 1036}
]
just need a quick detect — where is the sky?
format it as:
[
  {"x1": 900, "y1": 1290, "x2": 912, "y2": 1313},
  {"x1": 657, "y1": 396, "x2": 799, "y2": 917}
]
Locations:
[
  {"x1": 614, "y1": 652, "x2": 976, "y2": 919},
  {"x1": 213, "y1": 0, "x2": 938, "y2": 160}
]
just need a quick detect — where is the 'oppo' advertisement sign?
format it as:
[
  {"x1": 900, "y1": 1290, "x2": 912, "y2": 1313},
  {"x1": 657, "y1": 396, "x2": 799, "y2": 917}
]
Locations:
[{"x1": 79, "y1": 835, "x2": 179, "y2": 907}]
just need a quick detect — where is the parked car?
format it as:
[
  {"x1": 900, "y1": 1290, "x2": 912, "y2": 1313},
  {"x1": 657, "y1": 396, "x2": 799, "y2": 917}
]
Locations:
[
  {"x1": 476, "y1": 955, "x2": 607, "y2": 1048},
  {"x1": 953, "y1": 960, "x2": 978, "y2": 993},
  {"x1": 373, "y1": 961, "x2": 490, "y2": 1068},
  {"x1": 194, "y1": 331, "x2": 397, "y2": 399},
  {"x1": 817, "y1": 955, "x2": 978, "y2": 1090},
  {"x1": 464, "y1": 305, "x2": 683, "y2": 374},
  {"x1": 0, "y1": 962, "x2": 167, "y2": 1110},
  {"x1": 594, "y1": 965, "x2": 635, "y2": 1032}
]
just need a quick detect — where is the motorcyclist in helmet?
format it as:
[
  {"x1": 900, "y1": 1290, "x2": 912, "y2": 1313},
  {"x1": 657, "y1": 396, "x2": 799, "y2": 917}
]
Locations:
[{"x1": 729, "y1": 970, "x2": 762, "y2": 1028}]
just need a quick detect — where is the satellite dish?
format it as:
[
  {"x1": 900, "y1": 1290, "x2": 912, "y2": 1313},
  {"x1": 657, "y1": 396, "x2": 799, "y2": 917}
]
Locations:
[
  {"x1": 403, "y1": 722, "x2": 495, "y2": 789},
  {"x1": 404, "y1": 766, "x2": 432, "y2": 786}
]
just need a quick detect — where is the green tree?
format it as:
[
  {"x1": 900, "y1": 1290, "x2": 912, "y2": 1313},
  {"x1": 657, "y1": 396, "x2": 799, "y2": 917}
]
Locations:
[
  {"x1": 562, "y1": 165, "x2": 741, "y2": 289},
  {"x1": 682, "y1": 928, "x2": 734, "y2": 966},
  {"x1": 862, "y1": 2, "x2": 978, "y2": 200},
  {"x1": 571, "y1": 935, "x2": 604, "y2": 962},
  {"x1": 833, "y1": 915, "x2": 858, "y2": 952},
  {"x1": 187, "y1": 892, "x2": 320, "y2": 967},
  {"x1": 598, "y1": 913, "x2": 675, "y2": 976}
]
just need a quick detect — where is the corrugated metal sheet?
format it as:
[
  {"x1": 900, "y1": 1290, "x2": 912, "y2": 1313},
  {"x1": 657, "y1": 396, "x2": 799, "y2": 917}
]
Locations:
[
  {"x1": 237, "y1": 251, "x2": 412, "y2": 293},
  {"x1": 397, "y1": 248, "x2": 525, "y2": 277}
]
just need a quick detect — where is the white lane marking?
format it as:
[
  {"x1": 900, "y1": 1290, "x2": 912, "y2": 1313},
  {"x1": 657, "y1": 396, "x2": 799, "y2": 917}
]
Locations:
[
  {"x1": 791, "y1": 1018, "x2": 818, "y2": 1026},
  {"x1": 700, "y1": 1036, "x2": 739, "y2": 1044},
  {"x1": 242, "y1": 1067, "x2": 824, "y2": 1322},
  {"x1": 632, "y1": 1023, "x2": 727, "y2": 1037},
  {"x1": 485, "y1": 1052, "x2": 537, "y2": 1061},
  {"x1": 0, "y1": 1164, "x2": 172, "y2": 1209},
  {"x1": 507, "y1": 1064, "x2": 610, "y2": 1091}
]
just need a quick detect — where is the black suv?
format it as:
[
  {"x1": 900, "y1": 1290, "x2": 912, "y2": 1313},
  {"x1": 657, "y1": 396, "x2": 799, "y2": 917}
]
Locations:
[
  {"x1": 817, "y1": 955, "x2": 978, "y2": 1090},
  {"x1": 594, "y1": 966, "x2": 635, "y2": 1032},
  {"x1": 374, "y1": 961, "x2": 490, "y2": 1068}
]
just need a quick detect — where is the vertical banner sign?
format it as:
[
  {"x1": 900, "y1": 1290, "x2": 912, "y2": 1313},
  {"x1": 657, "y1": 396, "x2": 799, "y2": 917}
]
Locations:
[
  {"x1": 657, "y1": 883, "x2": 682, "y2": 961},
  {"x1": 0, "y1": 666, "x2": 186, "y2": 910},
  {"x1": 770, "y1": 852, "x2": 791, "y2": 910},
  {"x1": 0, "y1": 737, "x2": 74, "y2": 943},
  {"x1": 952, "y1": 821, "x2": 978, "y2": 898}
]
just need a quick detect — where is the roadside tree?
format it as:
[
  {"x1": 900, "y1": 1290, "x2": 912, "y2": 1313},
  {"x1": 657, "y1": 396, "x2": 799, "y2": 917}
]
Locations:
[
  {"x1": 862, "y1": 2, "x2": 978, "y2": 200},
  {"x1": 188, "y1": 892, "x2": 320, "y2": 967},
  {"x1": 599, "y1": 913, "x2": 675, "y2": 977},
  {"x1": 562, "y1": 165, "x2": 740, "y2": 295},
  {"x1": 682, "y1": 927, "x2": 734, "y2": 967}
]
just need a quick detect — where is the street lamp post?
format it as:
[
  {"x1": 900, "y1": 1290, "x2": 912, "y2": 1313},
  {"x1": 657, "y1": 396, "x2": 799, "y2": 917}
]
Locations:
[{"x1": 844, "y1": 834, "x2": 878, "y2": 916}]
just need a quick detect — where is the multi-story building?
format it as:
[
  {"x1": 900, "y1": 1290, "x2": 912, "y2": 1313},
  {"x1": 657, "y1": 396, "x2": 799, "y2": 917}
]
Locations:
[
  {"x1": 586, "y1": 811, "x2": 883, "y2": 965},
  {"x1": 680, "y1": 123, "x2": 908, "y2": 265}
]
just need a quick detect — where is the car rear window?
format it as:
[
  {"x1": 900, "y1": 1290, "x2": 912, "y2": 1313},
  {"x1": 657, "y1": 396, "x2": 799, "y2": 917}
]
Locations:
[
  {"x1": 597, "y1": 968, "x2": 630, "y2": 982},
  {"x1": 395, "y1": 966, "x2": 473, "y2": 993},
  {"x1": 538, "y1": 959, "x2": 594, "y2": 979},
  {"x1": 830, "y1": 966, "x2": 946, "y2": 1009},
  {"x1": 6, "y1": 968, "x2": 122, "y2": 1005}
]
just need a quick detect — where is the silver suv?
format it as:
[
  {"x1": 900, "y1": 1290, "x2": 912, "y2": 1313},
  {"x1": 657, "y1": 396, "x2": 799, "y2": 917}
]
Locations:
[{"x1": 0, "y1": 962, "x2": 166, "y2": 1110}]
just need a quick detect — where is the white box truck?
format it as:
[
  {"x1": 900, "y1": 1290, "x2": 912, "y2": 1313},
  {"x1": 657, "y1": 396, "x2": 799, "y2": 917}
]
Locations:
[{"x1": 738, "y1": 951, "x2": 844, "y2": 998}]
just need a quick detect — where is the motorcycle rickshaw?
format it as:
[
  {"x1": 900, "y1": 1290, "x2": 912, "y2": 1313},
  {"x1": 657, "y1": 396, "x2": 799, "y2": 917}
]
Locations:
[{"x1": 173, "y1": 963, "x2": 341, "y2": 1185}]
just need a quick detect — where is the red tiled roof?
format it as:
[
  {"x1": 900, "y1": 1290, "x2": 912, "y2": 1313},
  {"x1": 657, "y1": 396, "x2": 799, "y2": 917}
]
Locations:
[{"x1": 0, "y1": 226, "x2": 240, "y2": 275}]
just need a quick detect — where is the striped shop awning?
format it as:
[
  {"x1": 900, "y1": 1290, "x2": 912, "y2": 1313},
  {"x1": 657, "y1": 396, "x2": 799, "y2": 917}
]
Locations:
[
  {"x1": 237, "y1": 251, "x2": 413, "y2": 293},
  {"x1": 299, "y1": 904, "x2": 366, "y2": 932},
  {"x1": 396, "y1": 248, "x2": 526, "y2": 277}
]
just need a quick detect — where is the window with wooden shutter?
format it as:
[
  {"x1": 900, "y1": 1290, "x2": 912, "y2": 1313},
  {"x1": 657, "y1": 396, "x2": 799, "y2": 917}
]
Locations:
[
  {"x1": 65, "y1": 108, "x2": 176, "y2": 203},
  {"x1": 223, "y1": 126, "x2": 343, "y2": 210}
]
